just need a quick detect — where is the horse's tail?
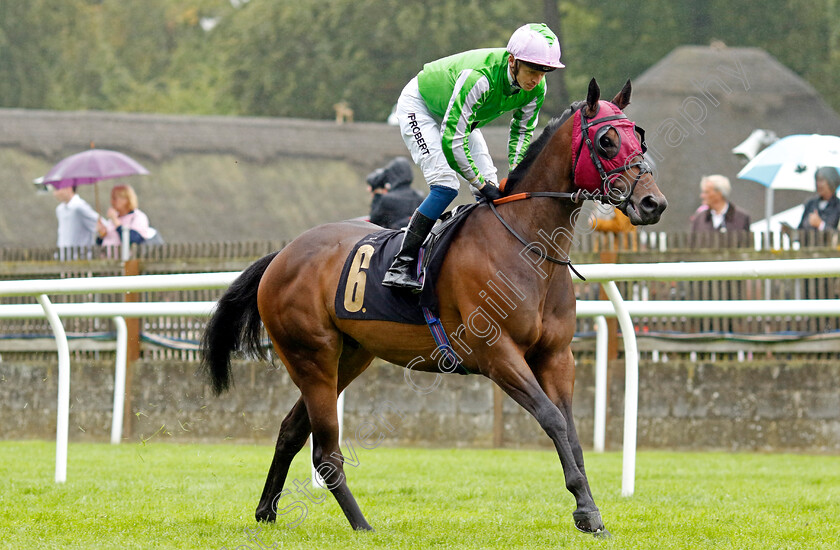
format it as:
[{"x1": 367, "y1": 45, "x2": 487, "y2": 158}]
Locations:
[{"x1": 200, "y1": 251, "x2": 279, "y2": 395}]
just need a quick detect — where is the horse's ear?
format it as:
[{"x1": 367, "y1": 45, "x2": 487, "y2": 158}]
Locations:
[
  {"x1": 611, "y1": 79, "x2": 632, "y2": 110},
  {"x1": 585, "y1": 78, "x2": 600, "y2": 116}
]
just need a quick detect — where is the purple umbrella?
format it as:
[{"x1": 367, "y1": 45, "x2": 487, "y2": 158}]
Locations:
[
  {"x1": 44, "y1": 149, "x2": 149, "y2": 188},
  {"x1": 43, "y1": 149, "x2": 149, "y2": 212}
]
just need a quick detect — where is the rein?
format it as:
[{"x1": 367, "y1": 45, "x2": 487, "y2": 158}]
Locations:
[
  {"x1": 492, "y1": 189, "x2": 619, "y2": 205},
  {"x1": 486, "y1": 186, "x2": 647, "y2": 282},
  {"x1": 486, "y1": 196, "x2": 586, "y2": 281}
]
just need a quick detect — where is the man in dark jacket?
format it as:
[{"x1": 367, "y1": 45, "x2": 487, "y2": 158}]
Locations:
[
  {"x1": 689, "y1": 174, "x2": 751, "y2": 233},
  {"x1": 367, "y1": 157, "x2": 425, "y2": 229},
  {"x1": 798, "y1": 166, "x2": 840, "y2": 231}
]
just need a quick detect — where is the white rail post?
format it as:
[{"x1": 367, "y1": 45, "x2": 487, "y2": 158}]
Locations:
[
  {"x1": 111, "y1": 316, "x2": 128, "y2": 444},
  {"x1": 36, "y1": 294, "x2": 70, "y2": 483},
  {"x1": 601, "y1": 282, "x2": 639, "y2": 497},
  {"x1": 593, "y1": 315, "x2": 609, "y2": 453},
  {"x1": 120, "y1": 225, "x2": 130, "y2": 262}
]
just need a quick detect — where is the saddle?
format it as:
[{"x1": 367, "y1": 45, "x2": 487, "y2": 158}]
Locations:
[{"x1": 334, "y1": 202, "x2": 479, "y2": 324}]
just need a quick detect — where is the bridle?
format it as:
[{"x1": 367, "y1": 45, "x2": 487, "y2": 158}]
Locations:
[{"x1": 486, "y1": 103, "x2": 652, "y2": 278}]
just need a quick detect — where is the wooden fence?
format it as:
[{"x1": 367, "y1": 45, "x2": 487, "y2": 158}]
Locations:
[{"x1": 2, "y1": 229, "x2": 839, "y2": 363}]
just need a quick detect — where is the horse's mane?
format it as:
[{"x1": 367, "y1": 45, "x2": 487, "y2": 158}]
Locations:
[{"x1": 503, "y1": 100, "x2": 585, "y2": 195}]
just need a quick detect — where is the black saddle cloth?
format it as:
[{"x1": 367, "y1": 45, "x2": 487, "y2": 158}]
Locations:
[{"x1": 334, "y1": 203, "x2": 479, "y2": 324}]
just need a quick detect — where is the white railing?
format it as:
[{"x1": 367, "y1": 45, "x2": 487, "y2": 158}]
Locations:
[
  {"x1": 2, "y1": 257, "x2": 840, "y2": 495},
  {"x1": 0, "y1": 301, "x2": 219, "y2": 482},
  {"x1": 0, "y1": 273, "x2": 237, "y2": 483},
  {"x1": 571, "y1": 257, "x2": 840, "y2": 497}
]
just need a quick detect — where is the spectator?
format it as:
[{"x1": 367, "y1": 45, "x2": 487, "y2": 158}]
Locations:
[
  {"x1": 96, "y1": 184, "x2": 152, "y2": 246},
  {"x1": 797, "y1": 166, "x2": 840, "y2": 231},
  {"x1": 52, "y1": 184, "x2": 99, "y2": 249},
  {"x1": 589, "y1": 205, "x2": 636, "y2": 234},
  {"x1": 588, "y1": 205, "x2": 638, "y2": 252},
  {"x1": 367, "y1": 157, "x2": 425, "y2": 229},
  {"x1": 689, "y1": 174, "x2": 750, "y2": 233}
]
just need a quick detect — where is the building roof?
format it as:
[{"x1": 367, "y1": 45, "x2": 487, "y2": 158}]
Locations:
[
  {"x1": 627, "y1": 45, "x2": 840, "y2": 233},
  {"x1": 0, "y1": 110, "x2": 506, "y2": 247}
]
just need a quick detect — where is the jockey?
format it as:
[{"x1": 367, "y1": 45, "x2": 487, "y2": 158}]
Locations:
[{"x1": 383, "y1": 23, "x2": 565, "y2": 292}]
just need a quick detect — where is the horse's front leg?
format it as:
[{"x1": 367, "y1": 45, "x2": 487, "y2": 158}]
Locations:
[
  {"x1": 532, "y1": 346, "x2": 608, "y2": 537},
  {"x1": 486, "y1": 346, "x2": 608, "y2": 537}
]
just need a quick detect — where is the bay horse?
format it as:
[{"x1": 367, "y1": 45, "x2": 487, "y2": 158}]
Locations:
[{"x1": 201, "y1": 79, "x2": 666, "y2": 537}]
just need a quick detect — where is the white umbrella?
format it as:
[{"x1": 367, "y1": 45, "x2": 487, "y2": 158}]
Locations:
[
  {"x1": 737, "y1": 134, "x2": 840, "y2": 191},
  {"x1": 737, "y1": 134, "x2": 840, "y2": 236}
]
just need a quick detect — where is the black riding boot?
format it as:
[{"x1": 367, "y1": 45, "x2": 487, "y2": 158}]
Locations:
[{"x1": 382, "y1": 211, "x2": 436, "y2": 292}]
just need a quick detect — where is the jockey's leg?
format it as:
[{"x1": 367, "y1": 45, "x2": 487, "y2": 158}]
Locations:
[
  {"x1": 385, "y1": 77, "x2": 461, "y2": 292},
  {"x1": 382, "y1": 187, "x2": 453, "y2": 292}
]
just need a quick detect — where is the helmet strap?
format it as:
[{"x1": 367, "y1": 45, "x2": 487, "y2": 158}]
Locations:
[{"x1": 509, "y1": 58, "x2": 522, "y2": 90}]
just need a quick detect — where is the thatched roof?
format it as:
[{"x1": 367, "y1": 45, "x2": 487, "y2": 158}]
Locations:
[
  {"x1": 1, "y1": 110, "x2": 505, "y2": 247},
  {"x1": 627, "y1": 45, "x2": 840, "y2": 232}
]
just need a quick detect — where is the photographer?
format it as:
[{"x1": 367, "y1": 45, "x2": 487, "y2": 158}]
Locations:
[{"x1": 366, "y1": 157, "x2": 424, "y2": 229}]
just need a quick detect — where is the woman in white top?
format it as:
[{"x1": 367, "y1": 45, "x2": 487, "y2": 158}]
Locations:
[{"x1": 96, "y1": 184, "x2": 151, "y2": 246}]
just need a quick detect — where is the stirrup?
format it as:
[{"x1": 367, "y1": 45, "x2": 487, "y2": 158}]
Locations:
[{"x1": 382, "y1": 262, "x2": 422, "y2": 292}]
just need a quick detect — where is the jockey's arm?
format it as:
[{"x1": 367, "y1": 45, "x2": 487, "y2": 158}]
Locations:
[
  {"x1": 508, "y1": 91, "x2": 544, "y2": 169},
  {"x1": 440, "y1": 71, "x2": 494, "y2": 187}
]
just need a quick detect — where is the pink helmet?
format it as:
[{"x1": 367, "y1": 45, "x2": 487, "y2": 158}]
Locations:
[{"x1": 506, "y1": 23, "x2": 565, "y2": 71}]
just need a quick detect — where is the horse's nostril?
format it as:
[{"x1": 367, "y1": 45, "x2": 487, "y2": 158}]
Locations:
[
  {"x1": 640, "y1": 195, "x2": 667, "y2": 215},
  {"x1": 640, "y1": 196, "x2": 656, "y2": 213}
]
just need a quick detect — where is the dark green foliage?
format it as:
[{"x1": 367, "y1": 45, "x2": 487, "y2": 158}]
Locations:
[{"x1": 1, "y1": 0, "x2": 838, "y2": 120}]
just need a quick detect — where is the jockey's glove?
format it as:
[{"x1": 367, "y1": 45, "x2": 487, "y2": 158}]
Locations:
[{"x1": 476, "y1": 180, "x2": 503, "y2": 202}]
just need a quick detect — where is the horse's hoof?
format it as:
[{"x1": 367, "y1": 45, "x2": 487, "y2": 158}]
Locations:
[
  {"x1": 351, "y1": 519, "x2": 375, "y2": 532},
  {"x1": 575, "y1": 520, "x2": 611, "y2": 538},
  {"x1": 592, "y1": 527, "x2": 612, "y2": 539},
  {"x1": 573, "y1": 510, "x2": 608, "y2": 537},
  {"x1": 255, "y1": 509, "x2": 276, "y2": 523}
]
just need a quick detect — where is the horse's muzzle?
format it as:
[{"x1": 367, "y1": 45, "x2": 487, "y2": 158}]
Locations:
[{"x1": 624, "y1": 193, "x2": 667, "y2": 225}]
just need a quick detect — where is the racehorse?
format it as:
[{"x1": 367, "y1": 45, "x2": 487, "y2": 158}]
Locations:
[{"x1": 201, "y1": 78, "x2": 666, "y2": 537}]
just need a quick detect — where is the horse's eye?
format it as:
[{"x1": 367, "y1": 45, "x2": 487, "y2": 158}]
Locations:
[{"x1": 594, "y1": 125, "x2": 620, "y2": 159}]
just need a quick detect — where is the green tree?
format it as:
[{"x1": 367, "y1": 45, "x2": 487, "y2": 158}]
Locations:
[
  {"x1": 219, "y1": 0, "x2": 534, "y2": 120},
  {"x1": 0, "y1": 0, "x2": 87, "y2": 109},
  {"x1": 1, "y1": 0, "x2": 839, "y2": 119}
]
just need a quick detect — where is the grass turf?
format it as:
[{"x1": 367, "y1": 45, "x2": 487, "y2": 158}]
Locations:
[{"x1": 0, "y1": 441, "x2": 837, "y2": 549}]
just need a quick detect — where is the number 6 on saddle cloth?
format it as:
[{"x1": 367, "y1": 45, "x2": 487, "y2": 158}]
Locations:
[{"x1": 335, "y1": 204, "x2": 480, "y2": 374}]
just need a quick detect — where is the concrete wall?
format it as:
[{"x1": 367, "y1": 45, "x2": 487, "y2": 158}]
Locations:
[{"x1": 2, "y1": 358, "x2": 838, "y2": 451}]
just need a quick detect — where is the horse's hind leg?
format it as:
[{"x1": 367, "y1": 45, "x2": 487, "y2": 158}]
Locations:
[
  {"x1": 255, "y1": 396, "x2": 311, "y2": 522},
  {"x1": 302, "y1": 341, "x2": 375, "y2": 530},
  {"x1": 300, "y1": 376, "x2": 372, "y2": 529},
  {"x1": 258, "y1": 333, "x2": 374, "y2": 529},
  {"x1": 533, "y1": 347, "x2": 608, "y2": 537}
]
